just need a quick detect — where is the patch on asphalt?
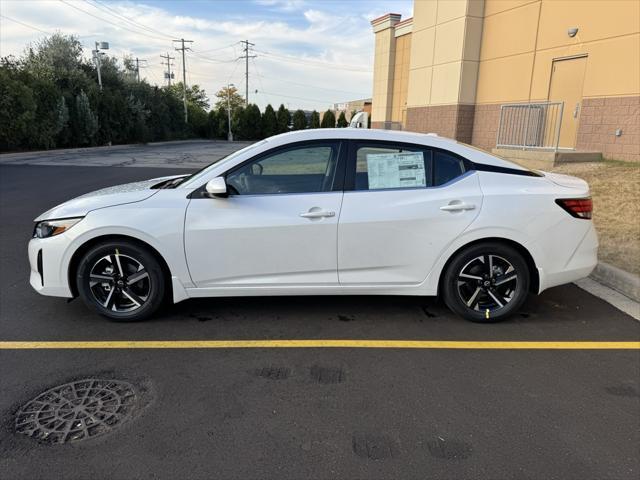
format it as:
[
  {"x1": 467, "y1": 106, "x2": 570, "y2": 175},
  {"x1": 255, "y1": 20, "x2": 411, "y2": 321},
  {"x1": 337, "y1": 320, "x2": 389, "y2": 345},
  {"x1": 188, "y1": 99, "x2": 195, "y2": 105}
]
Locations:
[
  {"x1": 421, "y1": 306, "x2": 438, "y2": 318},
  {"x1": 338, "y1": 314, "x2": 356, "y2": 322},
  {"x1": 310, "y1": 366, "x2": 345, "y2": 384},
  {"x1": 255, "y1": 366, "x2": 291, "y2": 380},
  {"x1": 15, "y1": 379, "x2": 139, "y2": 444},
  {"x1": 427, "y1": 436, "x2": 473, "y2": 460},
  {"x1": 605, "y1": 384, "x2": 640, "y2": 398},
  {"x1": 352, "y1": 433, "x2": 400, "y2": 460}
]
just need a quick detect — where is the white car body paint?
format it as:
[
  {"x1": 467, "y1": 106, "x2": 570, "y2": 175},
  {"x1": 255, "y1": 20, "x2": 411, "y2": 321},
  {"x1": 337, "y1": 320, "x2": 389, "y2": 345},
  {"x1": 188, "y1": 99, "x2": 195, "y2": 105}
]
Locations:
[{"x1": 28, "y1": 129, "x2": 597, "y2": 304}]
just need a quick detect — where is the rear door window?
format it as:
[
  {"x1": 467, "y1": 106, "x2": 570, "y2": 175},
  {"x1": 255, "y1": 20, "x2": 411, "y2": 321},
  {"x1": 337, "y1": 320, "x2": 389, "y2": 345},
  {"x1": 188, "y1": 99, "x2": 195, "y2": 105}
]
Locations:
[{"x1": 353, "y1": 143, "x2": 433, "y2": 191}]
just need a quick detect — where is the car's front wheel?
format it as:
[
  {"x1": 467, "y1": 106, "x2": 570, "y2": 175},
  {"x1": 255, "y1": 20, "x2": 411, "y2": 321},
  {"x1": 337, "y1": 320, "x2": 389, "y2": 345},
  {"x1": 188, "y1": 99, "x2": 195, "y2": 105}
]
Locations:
[
  {"x1": 442, "y1": 242, "x2": 530, "y2": 323},
  {"x1": 76, "y1": 240, "x2": 165, "y2": 322}
]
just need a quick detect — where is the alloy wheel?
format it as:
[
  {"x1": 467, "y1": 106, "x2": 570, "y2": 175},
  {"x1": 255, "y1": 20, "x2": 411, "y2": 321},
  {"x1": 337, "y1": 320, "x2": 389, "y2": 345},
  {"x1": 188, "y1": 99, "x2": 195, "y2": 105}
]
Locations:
[
  {"x1": 456, "y1": 254, "x2": 518, "y2": 312},
  {"x1": 89, "y1": 250, "x2": 151, "y2": 313}
]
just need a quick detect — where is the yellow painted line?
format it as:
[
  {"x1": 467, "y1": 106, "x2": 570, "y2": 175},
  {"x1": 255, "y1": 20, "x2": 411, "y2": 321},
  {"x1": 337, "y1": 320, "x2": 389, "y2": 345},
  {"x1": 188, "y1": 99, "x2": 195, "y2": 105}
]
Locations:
[{"x1": 0, "y1": 340, "x2": 638, "y2": 350}]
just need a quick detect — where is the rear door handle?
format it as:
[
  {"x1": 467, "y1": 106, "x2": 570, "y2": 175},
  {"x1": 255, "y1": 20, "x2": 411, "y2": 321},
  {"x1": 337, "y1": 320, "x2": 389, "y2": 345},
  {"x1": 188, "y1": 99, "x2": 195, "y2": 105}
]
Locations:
[
  {"x1": 440, "y1": 202, "x2": 476, "y2": 212},
  {"x1": 300, "y1": 210, "x2": 335, "y2": 218}
]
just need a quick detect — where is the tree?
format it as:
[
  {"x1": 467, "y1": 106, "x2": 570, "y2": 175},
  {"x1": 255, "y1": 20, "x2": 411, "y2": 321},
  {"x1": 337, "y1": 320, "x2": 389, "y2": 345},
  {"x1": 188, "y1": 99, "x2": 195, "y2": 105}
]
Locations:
[
  {"x1": 336, "y1": 111, "x2": 348, "y2": 128},
  {"x1": 292, "y1": 109, "x2": 307, "y2": 130},
  {"x1": 167, "y1": 82, "x2": 209, "y2": 110},
  {"x1": 262, "y1": 104, "x2": 277, "y2": 137},
  {"x1": 276, "y1": 104, "x2": 290, "y2": 134},
  {"x1": 0, "y1": 67, "x2": 36, "y2": 150},
  {"x1": 0, "y1": 33, "x2": 217, "y2": 152},
  {"x1": 241, "y1": 104, "x2": 262, "y2": 139},
  {"x1": 74, "y1": 90, "x2": 99, "y2": 145},
  {"x1": 310, "y1": 110, "x2": 320, "y2": 129},
  {"x1": 214, "y1": 85, "x2": 244, "y2": 114},
  {"x1": 320, "y1": 110, "x2": 336, "y2": 128}
]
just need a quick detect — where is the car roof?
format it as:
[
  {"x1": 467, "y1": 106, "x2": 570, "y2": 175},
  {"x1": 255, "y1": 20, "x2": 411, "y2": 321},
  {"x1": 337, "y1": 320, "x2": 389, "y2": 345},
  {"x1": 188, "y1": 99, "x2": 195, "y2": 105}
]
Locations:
[{"x1": 263, "y1": 129, "x2": 527, "y2": 170}]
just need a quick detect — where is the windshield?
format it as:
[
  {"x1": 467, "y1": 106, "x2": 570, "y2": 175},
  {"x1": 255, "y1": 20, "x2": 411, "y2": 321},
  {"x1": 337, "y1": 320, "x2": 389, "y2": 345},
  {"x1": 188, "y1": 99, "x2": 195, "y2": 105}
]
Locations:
[{"x1": 182, "y1": 140, "x2": 268, "y2": 187}]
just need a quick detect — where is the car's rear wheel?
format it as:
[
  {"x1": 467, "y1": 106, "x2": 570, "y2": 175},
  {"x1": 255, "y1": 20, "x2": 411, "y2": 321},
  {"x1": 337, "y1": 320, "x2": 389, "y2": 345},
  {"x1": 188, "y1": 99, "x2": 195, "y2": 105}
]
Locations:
[
  {"x1": 442, "y1": 242, "x2": 530, "y2": 323},
  {"x1": 76, "y1": 240, "x2": 165, "y2": 322}
]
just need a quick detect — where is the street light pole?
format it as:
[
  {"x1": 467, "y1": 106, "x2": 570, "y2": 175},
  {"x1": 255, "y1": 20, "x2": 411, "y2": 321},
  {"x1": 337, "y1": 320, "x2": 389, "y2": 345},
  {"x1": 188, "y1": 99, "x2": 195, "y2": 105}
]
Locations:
[
  {"x1": 227, "y1": 83, "x2": 234, "y2": 142},
  {"x1": 93, "y1": 41, "x2": 109, "y2": 90}
]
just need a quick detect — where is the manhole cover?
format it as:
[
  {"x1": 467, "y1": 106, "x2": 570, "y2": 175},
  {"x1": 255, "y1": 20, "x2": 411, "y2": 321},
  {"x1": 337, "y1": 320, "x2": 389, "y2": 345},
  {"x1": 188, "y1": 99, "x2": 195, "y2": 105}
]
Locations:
[{"x1": 15, "y1": 379, "x2": 138, "y2": 444}]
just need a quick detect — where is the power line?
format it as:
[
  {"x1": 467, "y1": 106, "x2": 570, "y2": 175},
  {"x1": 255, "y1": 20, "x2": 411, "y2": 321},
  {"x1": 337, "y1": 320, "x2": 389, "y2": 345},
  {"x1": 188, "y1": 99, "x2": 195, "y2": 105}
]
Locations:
[
  {"x1": 58, "y1": 0, "x2": 169, "y2": 42},
  {"x1": 253, "y1": 68, "x2": 369, "y2": 98},
  {"x1": 86, "y1": 0, "x2": 175, "y2": 40},
  {"x1": 174, "y1": 38, "x2": 193, "y2": 123},
  {"x1": 239, "y1": 40, "x2": 256, "y2": 106},
  {"x1": 255, "y1": 49, "x2": 372, "y2": 73},
  {"x1": 0, "y1": 14, "x2": 53, "y2": 35}
]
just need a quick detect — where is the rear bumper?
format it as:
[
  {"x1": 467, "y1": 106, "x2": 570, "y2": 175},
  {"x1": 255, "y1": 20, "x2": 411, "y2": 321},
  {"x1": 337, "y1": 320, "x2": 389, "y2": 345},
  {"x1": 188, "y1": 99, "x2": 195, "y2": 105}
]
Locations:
[
  {"x1": 537, "y1": 222, "x2": 598, "y2": 292},
  {"x1": 28, "y1": 237, "x2": 73, "y2": 298}
]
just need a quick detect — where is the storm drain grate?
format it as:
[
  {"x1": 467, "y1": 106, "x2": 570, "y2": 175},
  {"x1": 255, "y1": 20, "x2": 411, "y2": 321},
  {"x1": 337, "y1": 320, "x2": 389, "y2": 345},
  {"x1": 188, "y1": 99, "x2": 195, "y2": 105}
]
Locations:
[{"x1": 15, "y1": 379, "x2": 138, "y2": 444}]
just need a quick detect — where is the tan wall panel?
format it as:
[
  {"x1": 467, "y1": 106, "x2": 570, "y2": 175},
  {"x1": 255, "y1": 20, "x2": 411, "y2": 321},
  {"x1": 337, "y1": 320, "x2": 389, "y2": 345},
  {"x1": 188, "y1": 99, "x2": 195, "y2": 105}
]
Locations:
[
  {"x1": 537, "y1": 0, "x2": 640, "y2": 51},
  {"x1": 484, "y1": 0, "x2": 537, "y2": 17},
  {"x1": 412, "y1": 0, "x2": 438, "y2": 31},
  {"x1": 407, "y1": 66, "x2": 432, "y2": 107},
  {"x1": 582, "y1": 34, "x2": 640, "y2": 97},
  {"x1": 431, "y1": 61, "x2": 463, "y2": 104},
  {"x1": 371, "y1": 28, "x2": 396, "y2": 122},
  {"x1": 480, "y1": 1, "x2": 539, "y2": 60},
  {"x1": 434, "y1": 16, "x2": 466, "y2": 64},
  {"x1": 476, "y1": 53, "x2": 534, "y2": 103},
  {"x1": 528, "y1": 34, "x2": 640, "y2": 101},
  {"x1": 436, "y1": 0, "x2": 469, "y2": 23},
  {"x1": 409, "y1": 26, "x2": 435, "y2": 69}
]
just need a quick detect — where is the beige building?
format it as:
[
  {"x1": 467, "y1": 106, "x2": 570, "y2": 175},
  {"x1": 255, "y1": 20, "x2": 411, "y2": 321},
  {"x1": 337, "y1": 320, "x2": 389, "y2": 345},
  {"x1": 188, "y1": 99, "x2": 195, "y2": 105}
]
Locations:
[{"x1": 370, "y1": 0, "x2": 640, "y2": 161}]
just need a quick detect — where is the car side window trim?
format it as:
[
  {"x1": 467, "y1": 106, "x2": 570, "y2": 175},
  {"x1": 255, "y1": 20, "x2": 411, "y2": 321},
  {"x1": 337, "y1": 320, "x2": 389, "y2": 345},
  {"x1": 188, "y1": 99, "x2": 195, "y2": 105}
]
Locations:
[{"x1": 189, "y1": 139, "x2": 347, "y2": 199}]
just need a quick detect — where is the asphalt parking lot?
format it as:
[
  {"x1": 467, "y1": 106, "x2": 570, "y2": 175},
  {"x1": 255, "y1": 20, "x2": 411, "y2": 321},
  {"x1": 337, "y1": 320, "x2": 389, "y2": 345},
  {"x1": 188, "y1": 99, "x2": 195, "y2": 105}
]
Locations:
[{"x1": 1, "y1": 157, "x2": 639, "y2": 480}]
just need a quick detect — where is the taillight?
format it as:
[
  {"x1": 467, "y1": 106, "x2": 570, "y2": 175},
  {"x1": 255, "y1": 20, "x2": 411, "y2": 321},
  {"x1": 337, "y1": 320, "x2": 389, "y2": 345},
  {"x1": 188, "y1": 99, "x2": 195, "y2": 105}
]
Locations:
[{"x1": 555, "y1": 197, "x2": 593, "y2": 219}]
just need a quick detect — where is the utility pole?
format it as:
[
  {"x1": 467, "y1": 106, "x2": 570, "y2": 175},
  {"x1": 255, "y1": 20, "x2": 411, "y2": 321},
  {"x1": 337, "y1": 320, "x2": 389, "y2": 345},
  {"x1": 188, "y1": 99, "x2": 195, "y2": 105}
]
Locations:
[
  {"x1": 160, "y1": 52, "x2": 175, "y2": 86},
  {"x1": 239, "y1": 40, "x2": 256, "y2": 106},
  {"x1": 227, "y1": 83, "x2": 234, "y2": 142},
  {"x1": 173, "y1": 38, "x2": 193, "y2": 123},
  {"x1": 134, "y1": 57, "x2": 147, "y2": 83}
]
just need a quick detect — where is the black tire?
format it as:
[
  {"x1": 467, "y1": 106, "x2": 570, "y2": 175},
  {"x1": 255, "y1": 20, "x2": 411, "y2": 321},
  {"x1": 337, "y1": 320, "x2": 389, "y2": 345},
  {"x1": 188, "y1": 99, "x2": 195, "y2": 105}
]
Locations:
[
  {"x1": 76, "y1": 240, "x2": 166, "y2": 322},
  {"x1": 442, "y1": 242, "x2": 530, "y2": 323}
]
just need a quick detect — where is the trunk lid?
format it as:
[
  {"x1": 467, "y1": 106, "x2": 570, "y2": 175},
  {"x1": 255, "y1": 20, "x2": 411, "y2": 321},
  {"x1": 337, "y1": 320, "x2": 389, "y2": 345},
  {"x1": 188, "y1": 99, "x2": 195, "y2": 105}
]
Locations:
[{"x1": 541, "y1": 171, "x2": 589, "y2": 193}]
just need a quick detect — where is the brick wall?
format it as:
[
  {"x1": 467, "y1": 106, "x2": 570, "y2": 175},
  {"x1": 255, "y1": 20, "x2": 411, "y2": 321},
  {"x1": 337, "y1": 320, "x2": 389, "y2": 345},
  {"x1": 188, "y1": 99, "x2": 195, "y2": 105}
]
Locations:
[
  {"x1": 404, "y1": 104, "x2": 475, "y2": 143},
  {"x1": 576, "y1": 96, "x2": 640, "y2": 162},
  {"x1": 471, "y1": 104, "x2": 501, "y2": 152}
]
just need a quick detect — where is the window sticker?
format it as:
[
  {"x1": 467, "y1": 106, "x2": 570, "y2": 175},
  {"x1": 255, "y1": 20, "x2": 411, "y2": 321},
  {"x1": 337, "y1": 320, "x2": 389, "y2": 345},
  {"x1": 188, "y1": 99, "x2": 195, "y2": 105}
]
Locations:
[{"x1": 366, "y1": 152, "x2": 426, "y2": 189}]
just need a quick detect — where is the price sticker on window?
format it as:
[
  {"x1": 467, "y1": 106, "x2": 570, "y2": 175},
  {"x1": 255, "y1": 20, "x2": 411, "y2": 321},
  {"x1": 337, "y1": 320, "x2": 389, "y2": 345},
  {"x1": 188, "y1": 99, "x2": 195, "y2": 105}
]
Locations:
[{"x1": 366, "y1": 152, "x2": 426, "y2": 190}]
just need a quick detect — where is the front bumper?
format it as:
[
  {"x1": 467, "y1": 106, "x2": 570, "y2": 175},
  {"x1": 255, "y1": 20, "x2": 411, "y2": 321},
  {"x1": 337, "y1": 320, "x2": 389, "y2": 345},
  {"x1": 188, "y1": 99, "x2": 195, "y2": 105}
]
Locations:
[{"x1": 28, "y1": 236, "x2": 74, "y2": 298}]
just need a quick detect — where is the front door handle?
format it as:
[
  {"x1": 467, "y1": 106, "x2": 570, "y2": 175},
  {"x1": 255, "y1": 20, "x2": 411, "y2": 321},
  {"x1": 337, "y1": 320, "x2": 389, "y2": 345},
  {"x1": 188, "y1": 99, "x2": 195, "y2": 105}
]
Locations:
[
  {"x1": 440, "y1": 202, "x2": 476, "y2": 212},
  {"x1": 300, "y1": 210, "x2": 335, "y2": 218}
]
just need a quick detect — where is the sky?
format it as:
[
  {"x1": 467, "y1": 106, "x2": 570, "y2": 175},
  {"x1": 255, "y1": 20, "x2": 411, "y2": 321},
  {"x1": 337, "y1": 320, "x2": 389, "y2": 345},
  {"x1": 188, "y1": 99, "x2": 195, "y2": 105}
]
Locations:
[{"x1": 0, "y1": 0, "x2": 413, "y2": 111}]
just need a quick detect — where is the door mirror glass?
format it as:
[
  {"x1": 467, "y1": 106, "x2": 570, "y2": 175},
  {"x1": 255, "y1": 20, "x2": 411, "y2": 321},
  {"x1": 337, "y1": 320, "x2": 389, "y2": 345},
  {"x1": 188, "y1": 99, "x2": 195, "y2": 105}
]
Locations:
[{"x1": 205, "y1": 177, "x2": 227, "y2": 197}]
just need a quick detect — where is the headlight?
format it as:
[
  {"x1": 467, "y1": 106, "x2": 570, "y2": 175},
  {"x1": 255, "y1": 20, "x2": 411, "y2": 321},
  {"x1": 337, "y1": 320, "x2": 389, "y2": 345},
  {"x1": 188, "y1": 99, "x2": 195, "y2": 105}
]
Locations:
[{"x1": 33, "y1": 218, "x2": 83, "y2": 238}]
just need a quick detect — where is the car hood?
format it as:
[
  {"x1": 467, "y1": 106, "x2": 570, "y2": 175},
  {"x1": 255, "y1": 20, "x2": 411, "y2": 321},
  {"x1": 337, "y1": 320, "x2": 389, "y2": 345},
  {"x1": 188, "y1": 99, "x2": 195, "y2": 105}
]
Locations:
[{"x1": 34, "y1": 174, "x2": 187, "y2": 221}]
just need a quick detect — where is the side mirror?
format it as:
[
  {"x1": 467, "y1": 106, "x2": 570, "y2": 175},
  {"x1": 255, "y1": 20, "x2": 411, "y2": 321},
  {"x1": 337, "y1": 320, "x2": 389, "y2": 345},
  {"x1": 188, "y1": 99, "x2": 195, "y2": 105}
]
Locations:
[{"x1": 204, "y1": 177, "x2": 227, "y2": 198}]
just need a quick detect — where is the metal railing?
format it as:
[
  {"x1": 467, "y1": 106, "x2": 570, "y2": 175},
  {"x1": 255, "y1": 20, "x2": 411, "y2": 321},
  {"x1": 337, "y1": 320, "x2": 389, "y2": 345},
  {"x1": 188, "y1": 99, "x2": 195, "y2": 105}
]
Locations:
[{"x1": 496, "y1": 102, "x2": 564, "y2": 151}]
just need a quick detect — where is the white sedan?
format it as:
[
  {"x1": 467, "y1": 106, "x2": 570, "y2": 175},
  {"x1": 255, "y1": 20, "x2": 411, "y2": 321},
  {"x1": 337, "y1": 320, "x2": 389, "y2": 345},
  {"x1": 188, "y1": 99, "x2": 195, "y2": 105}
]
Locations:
[{"x1": 28, "y1": 129, "x2": 597, "y2": 323}]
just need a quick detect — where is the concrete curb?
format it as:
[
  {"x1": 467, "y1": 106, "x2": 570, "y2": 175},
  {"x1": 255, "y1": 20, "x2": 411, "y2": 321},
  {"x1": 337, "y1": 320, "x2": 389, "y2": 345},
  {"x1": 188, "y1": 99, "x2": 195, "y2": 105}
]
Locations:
[{"x1": 589, "y1": 262, "x2": 640, "y2": 303}]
